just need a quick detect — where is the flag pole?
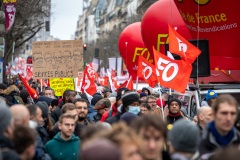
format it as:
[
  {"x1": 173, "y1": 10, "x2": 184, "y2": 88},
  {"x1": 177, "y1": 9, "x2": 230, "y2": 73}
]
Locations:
[
  {"x1": 40, "y1": 79, "x2": 43, "y2": 92},
  {"x1": 135, "y1": 76, "x2": 139, "y2": 91},
  {"x1": 158, "y1": 82, "x2": 164, "y2": 120}
]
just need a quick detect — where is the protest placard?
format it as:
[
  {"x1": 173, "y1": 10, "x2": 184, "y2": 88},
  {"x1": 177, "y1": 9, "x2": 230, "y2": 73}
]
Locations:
[
  {"x1": 32, "y1": 40, "x2": 83, "y2": 78},
  {"x1": 50, "y1": 78, "x2": 75, "y2": 96}
]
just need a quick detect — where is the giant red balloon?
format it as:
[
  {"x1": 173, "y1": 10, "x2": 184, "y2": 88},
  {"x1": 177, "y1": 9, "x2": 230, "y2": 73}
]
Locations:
[
  {"x1": 174, "y1": 0, "x2": 240, "y2": 70},
  {"x1": 141, "y1": 0, "x2": 192, "y2": 55},
  {"x1": 118, "y1": 22, "x2": 154, "y2": 80}
]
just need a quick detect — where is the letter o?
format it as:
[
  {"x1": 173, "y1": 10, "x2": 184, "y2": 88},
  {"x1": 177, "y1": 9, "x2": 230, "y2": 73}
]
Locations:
[
  {"x1": 143, "y1": 66, "x2": 152, "y2": 80},
  {"x1": 162, "y1": 63, "x2": 178, "y2": 82}
]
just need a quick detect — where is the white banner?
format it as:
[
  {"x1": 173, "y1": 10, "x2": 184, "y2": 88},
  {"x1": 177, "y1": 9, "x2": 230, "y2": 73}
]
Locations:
[
  {"x1": 108, "y1": 57, "x2": 116, "y2": 71},
  {"x1": 117, "y1": 57, "x2": 122, "y2": 76}
]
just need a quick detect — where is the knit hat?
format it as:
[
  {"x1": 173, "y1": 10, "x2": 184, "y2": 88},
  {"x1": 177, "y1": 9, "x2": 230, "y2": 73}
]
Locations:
[
  {"x1": 37, "y1": 96, "x2": 53, "y2": 106},
  {"x1": 116, "y1": 87, "x2": 129, "y2": 101},
  {"x1": 94, "y1": 98, "x2": 111, "y2": 110},
  {"x1": 107, "y1": 92, "x2": 117, "y2": 98},
  {"x1": 36, "y1": 101, "x2": 49, "y2": 119},
  {"x1": 0, "y1": 106, "x2": 12, "y2": 134},
  {"x1": 142, "y1": 87, "x2": 150, "y2": 95},
  {"x1": 140, "y1": 92, "x2": 147, "y2": 98},
  {"x1": 20, "y1": 90, "x2": 29, "y2": 104},
  {"x1": 0, "y1": 83, "x2": 7, "y2": 90},
  {"x1": 120, "y1": 112, "x2": 139, "y2": 125},
  {"x1": 168, "y1": 119, "x2": 200, "y2": 153},
  {"x1": 50, "y1": 99, "x2": 58, "y2": 107},
  {"x1": 91, "y1": 93, "x2": 103, "y2": 106},
  {"x1": 168, "y1": 98, "x2": 181, "y2": 107},
  {"x1": 206, "y1": 90, "x2": 218, "y2": 101},
  {"x1": 122, "y1": 92, "x2": 140, "y2": 108}
]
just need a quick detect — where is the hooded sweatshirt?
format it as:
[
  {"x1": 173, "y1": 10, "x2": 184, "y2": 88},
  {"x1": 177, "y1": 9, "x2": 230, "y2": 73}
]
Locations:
[{"x1": 44, "y1": 132, "x2": 80, "y2": 160}]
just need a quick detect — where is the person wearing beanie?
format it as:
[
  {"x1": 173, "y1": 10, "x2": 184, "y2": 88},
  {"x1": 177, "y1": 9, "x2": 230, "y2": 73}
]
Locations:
[
  {"x1": 166, "y1": 98, "x2": 184, "y2": 125},
  {"x1": 50, "y1": 99, "x2": 58, "y2": 112},
  {"x1": 101, "y1": 87, "x2": 129, "y2": 122},
  {"x1": 88, "y1": 93, "x2": 102, "y2": 121},
  {"x1": 120, "y1": 112, "x2": 139, "y2": 125},
  {"x1": 105, "y1": 91, "x2": 141, "y2": 125},
  {"x1": 168, "y1": 119, "x2": 200, "y2": 160},
  {"x1": 19, "y1": 90, "x2": 30, "y2": 104},
  {"x1": 0, "y1": 83, "x2": 7, "y2": 94},
  {"x1": 140, "y1": 92, "x2": 147, "y2": 101},
  {"x1": 0, "y1": 102, "x2": 20, "y2": 160},
  {"x1": 201, "y1": 89, "x2": 218, "y2": 107},
  {"x1": 142, "y1": 87, "x2": 151, "y2": 95}
]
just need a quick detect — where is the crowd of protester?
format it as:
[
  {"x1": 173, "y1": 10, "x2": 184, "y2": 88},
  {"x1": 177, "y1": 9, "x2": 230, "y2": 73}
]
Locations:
[{"x1": 0, "y1": 79, "x2": 240, "y2": 160}]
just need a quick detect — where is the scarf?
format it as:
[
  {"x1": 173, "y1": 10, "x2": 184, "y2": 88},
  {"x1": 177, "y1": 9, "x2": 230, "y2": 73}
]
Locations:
[
  {"x1": 167, "y1": 112, "x2": 182, "y2": 124},
  {"x1": 208, "y1": 121, "x2": 234, "y2": 146}
]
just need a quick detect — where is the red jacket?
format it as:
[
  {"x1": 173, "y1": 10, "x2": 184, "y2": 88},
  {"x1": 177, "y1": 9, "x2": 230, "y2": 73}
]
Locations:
[{"x1": 100, "y1": 102, "x2": 118, "y2": 122}]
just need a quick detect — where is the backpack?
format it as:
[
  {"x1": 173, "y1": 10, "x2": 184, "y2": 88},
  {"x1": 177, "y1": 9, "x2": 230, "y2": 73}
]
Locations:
[{"x1": 12, "y1": 95, "x2": 25, "y2": 104}]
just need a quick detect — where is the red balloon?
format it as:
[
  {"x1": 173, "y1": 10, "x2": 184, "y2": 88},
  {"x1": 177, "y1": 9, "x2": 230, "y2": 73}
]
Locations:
[
  {"x1": 174, "y1": 0, "x2": 240, "y2": 70},
  {"x1": 118, "y1": 22, "x2": 154, "y2": 80},
  {"x1": 141, "y1": 0, "x2": 191, "y2": 55}
]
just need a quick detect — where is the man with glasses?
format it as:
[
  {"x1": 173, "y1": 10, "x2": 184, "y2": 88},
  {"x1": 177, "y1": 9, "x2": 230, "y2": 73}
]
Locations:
[{"x1": 146, "y1": 96, "x2": 158, "y2": 109}]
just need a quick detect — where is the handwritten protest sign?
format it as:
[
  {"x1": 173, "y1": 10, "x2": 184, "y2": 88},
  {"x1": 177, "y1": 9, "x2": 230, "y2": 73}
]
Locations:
[
  {"x1": 32, "y1": 40, "x2": 83, "y2": 78},
  {"x1": 50, "y1": 78, "x2": 75, "y2": 96}
]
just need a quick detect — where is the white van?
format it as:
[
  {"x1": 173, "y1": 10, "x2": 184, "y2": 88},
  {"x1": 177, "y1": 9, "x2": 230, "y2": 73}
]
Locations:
[{"x1": 172, "y1": 84, "x2": 240, "y2": 119}]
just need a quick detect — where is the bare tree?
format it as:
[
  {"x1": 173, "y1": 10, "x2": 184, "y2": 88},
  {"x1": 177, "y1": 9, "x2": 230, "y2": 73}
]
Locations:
[{"x1": 1, "y1": 0, "x2": 50, "y2": 63}]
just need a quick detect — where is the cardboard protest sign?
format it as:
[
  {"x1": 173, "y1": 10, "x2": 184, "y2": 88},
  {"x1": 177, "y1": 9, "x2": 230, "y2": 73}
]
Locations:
[
  {"x1": 32, "y1": 40, "x2": 83, "y2": 78},
  {"x1": 50, "y1": 78, "x2": 75, "y2": 96}
]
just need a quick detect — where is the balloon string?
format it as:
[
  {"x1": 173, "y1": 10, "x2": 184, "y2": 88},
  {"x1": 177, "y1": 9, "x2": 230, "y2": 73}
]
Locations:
[
  {"x1": 170, "y1": 0, "x2": 173, "y2": 26},
  {"x1": 125, "y1": 42, "x2": 128, "y2": 74},
  {"x1": 196, "y1": 0, "x2": 200, "y2": 84}
]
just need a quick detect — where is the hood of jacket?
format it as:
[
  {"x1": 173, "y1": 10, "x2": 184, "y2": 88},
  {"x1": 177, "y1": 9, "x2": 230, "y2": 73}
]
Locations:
[
  {"x1": 88, "y1": 105, "x2": 96, "y2": 113},
  {"x1": 53, "y1": 132, "x2": 79, "y2": 142}
]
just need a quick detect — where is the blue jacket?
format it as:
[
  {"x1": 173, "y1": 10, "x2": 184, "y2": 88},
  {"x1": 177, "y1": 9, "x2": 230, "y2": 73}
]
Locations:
[
  {"x1": 87, "y1": 105, "x2": 97, "y2": 121},
  {"x1": 44, "y1": 132, "x2": 80, "y2": 160}
]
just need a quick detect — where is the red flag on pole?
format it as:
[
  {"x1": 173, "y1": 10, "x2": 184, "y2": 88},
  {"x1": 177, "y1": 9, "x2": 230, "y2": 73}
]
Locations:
[
  {"x1": 137, "y1": 56, "x2": 159, "y2": 88},
  {"x1": 169, "y1": 24, "x2": 201, "y2": 64},
  {"x1": 153, "y1": 48, "x2": 192, "y2": 93},
  {"x1": 117, "y1": 76, "x2": 134, "y2": 90},
  {"x1": 81, "y1": 63, "x2": 97, "y2": 95},
  {"x1": 18, "y1": 74, "x2": 38, "y2": 99}
]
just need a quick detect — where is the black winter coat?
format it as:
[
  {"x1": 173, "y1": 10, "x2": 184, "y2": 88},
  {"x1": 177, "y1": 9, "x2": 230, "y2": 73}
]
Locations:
[{"x1": 0, "y1": 134, "x2": 20, "y2": 160}]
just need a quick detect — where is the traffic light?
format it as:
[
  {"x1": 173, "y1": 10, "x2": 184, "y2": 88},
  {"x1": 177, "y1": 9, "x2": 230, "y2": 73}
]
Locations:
[{"x1": 83, "y1": 43, "x2": 87, "y2": 51}]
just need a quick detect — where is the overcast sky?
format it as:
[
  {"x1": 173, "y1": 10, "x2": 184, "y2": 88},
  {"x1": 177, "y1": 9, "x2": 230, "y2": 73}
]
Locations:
[{"x1": 50, "y1": 0, "x2": 83, "y2": 40}]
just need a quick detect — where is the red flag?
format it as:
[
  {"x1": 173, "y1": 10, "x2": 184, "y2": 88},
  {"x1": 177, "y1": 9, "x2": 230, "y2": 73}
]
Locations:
[
  {"x1": 169, "y1": 24, "x2": 201, "y2": 64},
  {"x1": 38, "y1": 79, "x2": 48, "y2": 87},
  {"x1": 118, "y1": 76, "x2": 134, "y2": 90},
  {"x1": 81, "y1": 64, "x2": 97, "y2": 95},
  {"x1": 18, "y1": 74, "x2": 38, "y2": 99},
  {"x1": 98, "y1": 77, "x2": 109, "y2": 86},
  {"x1": 107, "y1": 69, "x2": 119, "y2": 92},
  {"x1": 137, "y1": 56, "x2": 159, "y2": 88},
  {"x1": 153, "y1": 48, "x2": 192, "y2": 93}
]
